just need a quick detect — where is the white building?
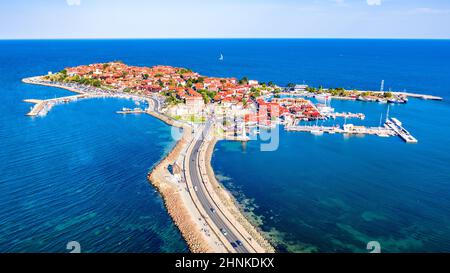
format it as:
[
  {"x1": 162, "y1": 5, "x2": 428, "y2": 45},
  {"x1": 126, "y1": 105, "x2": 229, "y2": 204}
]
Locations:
[
  {"x1": 248, "y1": 80, "x2": 259, "y2": 86},
  {"x1": 185, "y1": 96, "x2": 205, "y2": 114},
  {"x1": 294, "y1": 85, "x2": 309, "y2": 92}
]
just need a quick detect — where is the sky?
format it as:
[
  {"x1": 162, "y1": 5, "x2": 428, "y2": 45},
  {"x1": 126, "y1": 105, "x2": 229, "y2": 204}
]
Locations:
[{"x1": 1, "y1": 0, "x2": 450, "y2": 39}]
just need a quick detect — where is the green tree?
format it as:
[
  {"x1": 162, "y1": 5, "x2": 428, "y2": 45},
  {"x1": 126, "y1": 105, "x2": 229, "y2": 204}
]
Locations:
[
  {"x1": 239, "y1": 76, "x2": 249, "y2": 85},
  {"x1": 92, "y1": 80, "x2": 102, "y2": 87},
  {"x1": 178, "y1": 68, "x2": 192, "y2": 74}
]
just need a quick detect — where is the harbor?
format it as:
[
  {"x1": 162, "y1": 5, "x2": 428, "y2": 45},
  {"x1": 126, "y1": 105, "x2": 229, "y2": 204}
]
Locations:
[{"x1": 24, "y1": 94, "x2": 97, "y2": 116}]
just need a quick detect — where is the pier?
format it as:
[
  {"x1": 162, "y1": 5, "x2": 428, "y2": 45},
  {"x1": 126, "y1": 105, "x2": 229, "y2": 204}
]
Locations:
[
  {"x1": 385, "y1": 118, "x2": 418, "y2": 143},
  {"x1": 281, "y1": 89, "x2": 443, "y2": 101},
  {"x1": 286, "y1": 125, "x2": 393, "y2": 136},
  {"x1": 24, "y1": 94, "x2": 98, "y2": 116},
  {"x1": 325, "y1": 112, "x2": 365, "y2": 120},
  {"x1": 286, "y1": 118, "x2": 417, "y2": 143},
  {"x1": 388, "y1": 92, "x2": 442, "y2": 101}
]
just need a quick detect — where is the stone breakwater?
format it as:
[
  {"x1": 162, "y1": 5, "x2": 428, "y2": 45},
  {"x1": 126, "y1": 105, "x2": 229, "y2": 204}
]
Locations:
[
  {"x1": 204, "y1": 138, "x2": 276, "y2": 253},
  {"x1": 147, "y1": 110, "x2": 274, "y2": 253},
  {"x1": 147, "y1": 123, "x2": 214, "y2": 253}
]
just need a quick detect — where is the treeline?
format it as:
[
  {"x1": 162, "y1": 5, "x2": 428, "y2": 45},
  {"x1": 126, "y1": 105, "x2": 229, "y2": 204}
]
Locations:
[{"x1": 46, "y1": 70, "x2": 102, "y2": 88}]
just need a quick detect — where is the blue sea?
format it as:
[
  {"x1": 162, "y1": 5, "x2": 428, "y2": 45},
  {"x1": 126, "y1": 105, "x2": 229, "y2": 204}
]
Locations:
[{"x1": 1, "y1": 39, "x2": 450, "y2": 253}]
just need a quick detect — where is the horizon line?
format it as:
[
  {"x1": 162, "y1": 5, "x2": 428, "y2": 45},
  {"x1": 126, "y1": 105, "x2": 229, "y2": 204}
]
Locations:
[{"x1": 1, "y1": 37, "x2": 450, "y2": 41}]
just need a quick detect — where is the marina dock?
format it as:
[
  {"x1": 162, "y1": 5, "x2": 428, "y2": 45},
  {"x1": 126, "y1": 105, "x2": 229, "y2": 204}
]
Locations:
[
  {"x1": 385, "y1": 118, "x2": 418, "y2": 143},
  {"x1": 286, "y1": 117, "x2": 417, "y2": 143},
  {"x1": 286, "y1": 125, "x2": 393, "y2": 136},
  {"x1": 280, "y1": 90, "x2": 443, "y2": 101},
  {"x1": 325, "y1": 112, "x2": 365, "y2": 120}
]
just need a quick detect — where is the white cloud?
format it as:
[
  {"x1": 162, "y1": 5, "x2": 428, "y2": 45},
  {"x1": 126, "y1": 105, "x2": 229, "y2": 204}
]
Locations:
[
  {"x1": 66, "y1": 0, "x2": 81, "y2": 6},
  {"x1": 366, "y1": 0, "x2": 382, "y2": 6}
]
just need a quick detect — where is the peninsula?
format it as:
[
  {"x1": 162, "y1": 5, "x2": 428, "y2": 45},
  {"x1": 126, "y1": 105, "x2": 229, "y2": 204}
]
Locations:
[
  {"x1": 23, "y1": 62, "x2": 277, "y2": 253},
  {"x1": 22, "y1": 61, "x2": 442, "y2": 252}
]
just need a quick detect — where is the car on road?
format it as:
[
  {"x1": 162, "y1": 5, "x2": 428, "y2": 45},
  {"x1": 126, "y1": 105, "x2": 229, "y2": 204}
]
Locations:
[
  {"x1": 230, "y1": 242, "x2": 238, "y2": 248},
  {"x1": 236, "y1": 240, "x2": 243, "y2": 247},
  {"x1": 210, "y1": 208, "x2": 216, "y2": 213},
  {"x1": 220, "y1": 228, "x2": 228, "y2": 236},
  {"x1": 194, "y1": 186, "x2": 198, "y2": 192}
]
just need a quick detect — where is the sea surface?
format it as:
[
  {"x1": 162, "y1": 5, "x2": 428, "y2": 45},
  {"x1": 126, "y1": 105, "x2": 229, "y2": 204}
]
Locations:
[{"x1": 1, "y1": 39, "x2": 449, "y2": 252}]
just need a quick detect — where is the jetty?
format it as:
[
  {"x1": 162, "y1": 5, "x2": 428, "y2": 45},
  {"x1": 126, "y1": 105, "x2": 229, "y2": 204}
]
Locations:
[
  {"x1": 386, "y1": 92, "x2": 442, "y2": 101},
  {"x1": 24, "y1": 94, "x2": 95, "y2": 116},
  {"x1": 286, "y1": 117, "x2": 417, "y2": 143},
  {"x1": 355, "y1": 91, "x2": 443, "y2": 101},
  {"x1": 385, "y1": 118, "x2": 418, "y2": 143},
  {"x1": 281, "y1": 88, "x2": 443, "y2": 101},
  {"x1": 286, "y1": 125, "x2": 393, "y2": 136}
]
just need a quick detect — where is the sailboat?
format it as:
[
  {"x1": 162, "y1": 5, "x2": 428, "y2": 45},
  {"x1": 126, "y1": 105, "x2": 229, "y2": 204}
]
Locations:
[
  {"x1": 377, "y1": 113, "x2": 389, "y2": 137},
  {"x1": 219, "y1": 53, "x2": 224, "y2": 61},
  {"x1": 311, "y1": 119, "x2": 323, "y2": 136}
]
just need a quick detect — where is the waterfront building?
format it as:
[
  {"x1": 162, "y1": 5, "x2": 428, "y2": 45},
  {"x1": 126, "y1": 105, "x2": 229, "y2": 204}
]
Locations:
[
  {"x1": 185, "y1": 96, "x2": 205, "y2": 113},
  {"x1": 294, "y1": 84, "x2": 308, "y2": 92}
]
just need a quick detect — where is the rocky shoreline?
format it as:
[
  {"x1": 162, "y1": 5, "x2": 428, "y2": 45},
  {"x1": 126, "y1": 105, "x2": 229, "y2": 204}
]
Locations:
[{"x1": 147, "y1": 122, "x2": 214, "y2": 253}]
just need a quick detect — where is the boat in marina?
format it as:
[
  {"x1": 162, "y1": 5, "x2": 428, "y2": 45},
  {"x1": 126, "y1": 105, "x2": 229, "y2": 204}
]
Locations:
[
  {"x1": 316, "y1": 103, "x2": 335, "y2": 114},
  {"x1": 315, "y1": 94, "x2": 331, "y2": 102},
  {"x1": 311, "y1": 129, "x2": 324, "y2": 136}
]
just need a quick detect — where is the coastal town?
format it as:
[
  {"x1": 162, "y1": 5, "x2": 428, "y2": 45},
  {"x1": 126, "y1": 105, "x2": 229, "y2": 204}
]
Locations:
[
  {"x1": 22, "y1": 62, "x2": 443, "y2": 253},
  {"x1": 25, "y1": 61, "x2": 439, "y2": 142}
]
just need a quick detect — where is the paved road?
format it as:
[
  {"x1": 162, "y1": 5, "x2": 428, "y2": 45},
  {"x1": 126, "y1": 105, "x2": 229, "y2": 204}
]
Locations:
[
  {"x1": 148, "y1": 98, "x2": 255, "y2": 253},
  {"x1": 186, "y1": 121, "x2": 253, "y2": 253}
]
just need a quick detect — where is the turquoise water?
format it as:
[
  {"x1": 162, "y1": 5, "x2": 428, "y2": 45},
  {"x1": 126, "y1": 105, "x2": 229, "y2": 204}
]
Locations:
[
  {"x1": 213, "y1": 97, "x2": 450, "y2": 252},
  {"x1": 0, "y1": 95, "x2": 188, "y2": 252},
  {"x1": 1, "y1": 39, "x2": 450, "y2": 253}
]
